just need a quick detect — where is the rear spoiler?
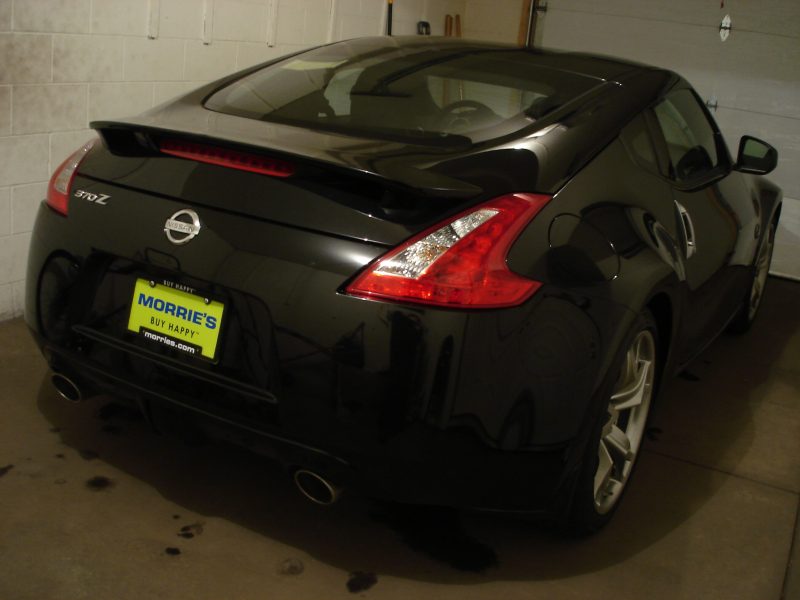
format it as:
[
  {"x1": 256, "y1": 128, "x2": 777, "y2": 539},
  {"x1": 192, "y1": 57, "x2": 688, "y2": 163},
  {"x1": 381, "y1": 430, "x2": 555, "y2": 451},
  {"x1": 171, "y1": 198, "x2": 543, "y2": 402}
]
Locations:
[{"x1": 91, "y1": 119, "x2": 483, "y2": 200}]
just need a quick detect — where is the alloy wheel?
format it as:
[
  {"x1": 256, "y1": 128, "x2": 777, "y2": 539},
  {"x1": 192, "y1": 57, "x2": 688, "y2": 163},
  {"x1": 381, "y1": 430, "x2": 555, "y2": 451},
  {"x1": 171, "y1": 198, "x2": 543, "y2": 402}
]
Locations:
[
  {"x1": 748, "y1": 227, "x2": 774, "y2": 321},
  {"x1": 593, "y1": 329, "x2": 656, "y2": 514}
]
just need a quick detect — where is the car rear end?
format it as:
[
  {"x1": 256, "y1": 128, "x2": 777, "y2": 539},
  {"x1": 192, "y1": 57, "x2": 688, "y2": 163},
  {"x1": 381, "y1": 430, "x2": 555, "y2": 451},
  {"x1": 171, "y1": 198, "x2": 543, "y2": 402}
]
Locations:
[{"x1": 25, "y1": 37, "x2": 639, "y2": 512}]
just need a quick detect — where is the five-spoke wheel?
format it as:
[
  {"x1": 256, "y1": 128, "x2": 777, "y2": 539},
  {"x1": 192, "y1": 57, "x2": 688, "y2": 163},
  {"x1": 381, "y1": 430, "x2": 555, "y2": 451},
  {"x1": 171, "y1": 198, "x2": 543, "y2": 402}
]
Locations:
[
  {"x1": 748, "y1": 224, "x2": 775, "y2": 321},
  {"x1": 567, "y1": 310, "x2": 658, "y2": 534},
  {"x1": 593, "y1": 329, "x2": 656, "y2": 514},
  {"x1": 730, "y1": 221, "x2": 776, "y2": 333}
]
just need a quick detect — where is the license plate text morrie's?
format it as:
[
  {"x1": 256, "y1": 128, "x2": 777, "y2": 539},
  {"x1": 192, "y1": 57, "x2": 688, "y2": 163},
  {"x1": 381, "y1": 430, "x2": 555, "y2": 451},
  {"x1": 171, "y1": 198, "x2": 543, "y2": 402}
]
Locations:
[{"x1": 127, "y1": 279, "x2": 225, "y2": 360}]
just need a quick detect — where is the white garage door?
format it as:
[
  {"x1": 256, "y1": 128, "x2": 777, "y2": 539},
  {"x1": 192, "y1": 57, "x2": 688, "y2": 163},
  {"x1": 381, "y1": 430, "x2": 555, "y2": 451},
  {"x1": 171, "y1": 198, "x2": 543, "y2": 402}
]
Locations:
[{"x1": 537, "y1": 0, "x2": 800, "y2": 279}]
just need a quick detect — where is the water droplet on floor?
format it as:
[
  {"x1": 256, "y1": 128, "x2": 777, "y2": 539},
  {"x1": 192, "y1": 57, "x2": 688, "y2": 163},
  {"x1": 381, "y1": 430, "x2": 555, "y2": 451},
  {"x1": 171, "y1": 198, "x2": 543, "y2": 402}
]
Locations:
[
  {"x1": 85, "y1": 476, "x2": 114, "y2": 491},
  {"x1": 346, "y1": 571, "x2": 377, "y2": 593},
  {"x1": 178, "y1": 522, "x2": 204, "y2": 537},
  {"x1": 79, "y1": 450, "x2": 99, "y2": 461},
  {"x1": 277, "y1": 558, "x2": 304, "y2": 576}
]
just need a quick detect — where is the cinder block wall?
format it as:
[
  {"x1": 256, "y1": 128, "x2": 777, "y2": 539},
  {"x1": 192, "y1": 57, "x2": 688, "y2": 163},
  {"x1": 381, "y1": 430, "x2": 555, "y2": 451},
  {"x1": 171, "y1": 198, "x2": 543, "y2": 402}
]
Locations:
[{"x1": 0, "y1": 0, "x2": 466, "y2": 320}]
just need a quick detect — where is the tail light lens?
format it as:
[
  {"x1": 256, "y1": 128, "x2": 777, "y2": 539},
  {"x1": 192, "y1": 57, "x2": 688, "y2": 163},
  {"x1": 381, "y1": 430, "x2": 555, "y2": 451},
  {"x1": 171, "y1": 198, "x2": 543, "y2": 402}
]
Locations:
[
  {"x1": 160, "y1": 139, "x2": 295, "y2": 178},
  {"x1": 346, "y1": 193, "x2": 552, "y2": 308},
  {"x1": 46, "y1": 139, "x2": 96, "y2": 216}
]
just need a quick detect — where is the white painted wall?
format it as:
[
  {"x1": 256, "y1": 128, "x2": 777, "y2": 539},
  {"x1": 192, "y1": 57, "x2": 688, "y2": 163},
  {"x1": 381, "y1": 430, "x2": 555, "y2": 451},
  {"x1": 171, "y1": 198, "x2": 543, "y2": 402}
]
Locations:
[
  {"x1": 463, "y1": 0, "x2": 522, "y2": 43},
  {"x1": 0, "y1": 0, "x2": 467, "y2": 321},
  {"x1": 534, "y1": 0, "x2": 800, "y2": 278},
  {"x1": 407, "y1": 0, "x2": 467, "y2": 36},
  {"x1": 460, "y1": 0, "x2": 800, "y2": 278}
]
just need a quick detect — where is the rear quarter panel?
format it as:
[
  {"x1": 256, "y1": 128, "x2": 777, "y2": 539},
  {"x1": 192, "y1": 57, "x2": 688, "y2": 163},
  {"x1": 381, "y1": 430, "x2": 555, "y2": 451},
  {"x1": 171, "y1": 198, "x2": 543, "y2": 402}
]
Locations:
[{"x1": 508, "y1": 136, "x2": 685, "y2": 404}]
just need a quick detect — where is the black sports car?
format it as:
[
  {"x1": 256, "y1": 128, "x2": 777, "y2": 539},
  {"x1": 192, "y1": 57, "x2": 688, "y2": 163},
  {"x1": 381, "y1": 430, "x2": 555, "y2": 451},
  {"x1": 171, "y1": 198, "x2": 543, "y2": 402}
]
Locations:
[{"x1": 27, "y1": 36, "x2": 781, "y2": 532}]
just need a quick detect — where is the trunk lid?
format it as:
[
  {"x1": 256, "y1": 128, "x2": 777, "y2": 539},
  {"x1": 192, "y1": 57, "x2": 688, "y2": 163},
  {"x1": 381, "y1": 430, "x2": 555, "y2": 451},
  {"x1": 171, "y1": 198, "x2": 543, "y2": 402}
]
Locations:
[{"x1": 84, "y1": 101, "x2": 486, "y2": 247}]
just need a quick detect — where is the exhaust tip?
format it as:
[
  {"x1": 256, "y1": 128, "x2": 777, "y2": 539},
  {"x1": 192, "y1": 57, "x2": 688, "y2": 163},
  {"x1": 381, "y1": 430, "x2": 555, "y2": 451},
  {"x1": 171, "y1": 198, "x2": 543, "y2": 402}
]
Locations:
[
  {"x1": 51, "y1": 373, "x2": 82, "y2": 403},
  {"x1": 293, "y1": 469, "x2": 341, "y2": 505}
]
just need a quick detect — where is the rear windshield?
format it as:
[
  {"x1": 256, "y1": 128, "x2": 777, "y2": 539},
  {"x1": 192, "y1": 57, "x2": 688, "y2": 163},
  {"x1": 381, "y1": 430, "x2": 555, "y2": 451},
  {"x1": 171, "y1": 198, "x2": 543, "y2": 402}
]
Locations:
[{"x1": 204, "y1": 38, "x2": 601, "y2": 146}]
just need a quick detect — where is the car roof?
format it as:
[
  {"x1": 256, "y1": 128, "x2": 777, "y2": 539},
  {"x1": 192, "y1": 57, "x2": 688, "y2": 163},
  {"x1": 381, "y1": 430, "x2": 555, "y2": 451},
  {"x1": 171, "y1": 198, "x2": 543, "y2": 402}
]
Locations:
[
  {"x1": 92, "y1": 36, "x2": 677, "y2": 199},
  {"x1": 353, "y1": 36, "x2": 655, "y2": 84}
]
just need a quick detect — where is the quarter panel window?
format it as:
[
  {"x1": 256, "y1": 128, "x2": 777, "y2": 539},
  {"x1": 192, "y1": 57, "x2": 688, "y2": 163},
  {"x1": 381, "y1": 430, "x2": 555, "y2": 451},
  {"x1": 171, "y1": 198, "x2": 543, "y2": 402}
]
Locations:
[
  {"x1": 653, "y1": 90, "x2": 720, "y2": 183},
  {"x1": 620, "y1": 113, "x2": 659, "y2": 175}
]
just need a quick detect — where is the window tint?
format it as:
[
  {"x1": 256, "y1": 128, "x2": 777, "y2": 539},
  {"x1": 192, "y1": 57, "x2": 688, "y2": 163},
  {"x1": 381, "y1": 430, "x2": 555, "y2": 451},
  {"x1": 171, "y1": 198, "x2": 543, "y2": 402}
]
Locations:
[
  {"x1": 324, "y1": 68, "x2": 363, "y2": 115},
  {"x1": 204, "y1": 39, "x2": 601, "y2": 146},
  {"x1": 621, "y1": 113, "x2": 658, "y2": 174},
  {"x1": 653, "y1": 89, "x2": 719, "y2": 182}
]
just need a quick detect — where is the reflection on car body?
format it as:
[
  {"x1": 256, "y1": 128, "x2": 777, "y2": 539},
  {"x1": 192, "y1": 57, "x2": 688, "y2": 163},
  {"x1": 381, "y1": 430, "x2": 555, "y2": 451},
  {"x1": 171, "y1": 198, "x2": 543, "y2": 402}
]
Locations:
[{"x1": 27, "y1": 36, "x2": 781, "y2": 533}]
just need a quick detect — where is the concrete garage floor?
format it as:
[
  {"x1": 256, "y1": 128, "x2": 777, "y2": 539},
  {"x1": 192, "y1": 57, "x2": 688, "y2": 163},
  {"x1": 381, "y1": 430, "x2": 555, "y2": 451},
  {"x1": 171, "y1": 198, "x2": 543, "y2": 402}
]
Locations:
[{"x1": 1, "y1": 279, "x2": 798, "y2": 600}]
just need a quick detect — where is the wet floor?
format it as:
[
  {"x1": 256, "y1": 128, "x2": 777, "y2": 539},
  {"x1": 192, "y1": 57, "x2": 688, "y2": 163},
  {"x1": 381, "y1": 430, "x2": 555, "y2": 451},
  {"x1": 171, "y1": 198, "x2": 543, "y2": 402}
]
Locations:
[{"x1": 1, "y1": 278, "x2": 798, "y2": 600}]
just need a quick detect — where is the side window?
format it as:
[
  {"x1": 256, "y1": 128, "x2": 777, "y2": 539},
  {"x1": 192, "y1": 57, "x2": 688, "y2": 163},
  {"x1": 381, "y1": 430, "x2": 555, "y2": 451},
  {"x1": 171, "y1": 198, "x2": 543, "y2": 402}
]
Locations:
[
  {"x1": 620, "y1": 113, "x2": 659, "y2": 175},
  {"x1": 653, "y1": 89, "x2": 720, "y2": 183}
]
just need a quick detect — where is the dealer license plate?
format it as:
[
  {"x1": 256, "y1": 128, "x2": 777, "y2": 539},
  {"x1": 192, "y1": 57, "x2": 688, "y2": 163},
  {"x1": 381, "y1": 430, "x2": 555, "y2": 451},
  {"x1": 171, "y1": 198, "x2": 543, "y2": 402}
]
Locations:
[{"x1": 127, "y1": 279, "x2": 225, "y2": 361}]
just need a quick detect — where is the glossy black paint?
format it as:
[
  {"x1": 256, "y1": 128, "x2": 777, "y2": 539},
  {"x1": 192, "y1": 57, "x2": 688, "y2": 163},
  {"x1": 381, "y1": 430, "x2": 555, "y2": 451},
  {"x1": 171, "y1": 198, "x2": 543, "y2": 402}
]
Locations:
[{"x1": 26, "y1": 37, "x2": 782, "y2": 514}]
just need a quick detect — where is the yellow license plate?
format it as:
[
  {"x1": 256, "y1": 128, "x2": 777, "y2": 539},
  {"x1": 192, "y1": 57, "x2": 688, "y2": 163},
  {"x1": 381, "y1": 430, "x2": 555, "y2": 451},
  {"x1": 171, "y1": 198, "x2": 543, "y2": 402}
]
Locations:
[{"x1": 127, "y1": 279, "x2": 225, "y2": 361}]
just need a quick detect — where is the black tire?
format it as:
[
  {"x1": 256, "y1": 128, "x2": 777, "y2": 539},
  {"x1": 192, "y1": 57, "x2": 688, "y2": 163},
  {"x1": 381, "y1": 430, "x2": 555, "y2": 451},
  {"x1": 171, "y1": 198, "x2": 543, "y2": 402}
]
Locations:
[
  {"x1": 566, "y1": 309, "x2": 659, "y2": 534},
  {"x1": 728, "y1": 221, "x2": 776, "y2": 334}
]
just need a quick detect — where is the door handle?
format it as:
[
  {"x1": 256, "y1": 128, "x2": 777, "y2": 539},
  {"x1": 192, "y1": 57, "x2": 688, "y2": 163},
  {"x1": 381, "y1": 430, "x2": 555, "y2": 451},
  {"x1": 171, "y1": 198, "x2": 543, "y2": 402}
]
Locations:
[{"x1": 675, "y1": 201, "x2": 696, "y2": 259}]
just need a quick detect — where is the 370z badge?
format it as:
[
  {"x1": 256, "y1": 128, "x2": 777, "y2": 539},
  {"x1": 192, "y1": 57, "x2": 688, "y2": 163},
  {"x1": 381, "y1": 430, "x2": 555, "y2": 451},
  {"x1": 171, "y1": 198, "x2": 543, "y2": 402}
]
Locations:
[
  {"x1": 74, "y1": 189, "x2": 110, "y2": 205},
  {"x1": 164, "y1": 209, "x2": 201, "y2": 245}
]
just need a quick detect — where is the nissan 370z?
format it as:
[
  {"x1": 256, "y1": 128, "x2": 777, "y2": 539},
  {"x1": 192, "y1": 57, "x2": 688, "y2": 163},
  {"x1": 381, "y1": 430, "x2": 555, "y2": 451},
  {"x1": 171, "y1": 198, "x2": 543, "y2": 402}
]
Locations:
[{"x1": 26, "y1": 37, "x2": 781, "y2": 532}]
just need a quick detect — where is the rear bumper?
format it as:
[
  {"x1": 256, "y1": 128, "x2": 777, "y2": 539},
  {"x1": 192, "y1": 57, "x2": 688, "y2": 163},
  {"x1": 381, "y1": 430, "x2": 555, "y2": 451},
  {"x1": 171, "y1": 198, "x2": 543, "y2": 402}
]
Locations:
[
  {"x1": 34, "y1": 329, "x2": 570, "y2": 513},
  {"x1": 25, "y1": 200, "x2": 629, "y2": 513}
]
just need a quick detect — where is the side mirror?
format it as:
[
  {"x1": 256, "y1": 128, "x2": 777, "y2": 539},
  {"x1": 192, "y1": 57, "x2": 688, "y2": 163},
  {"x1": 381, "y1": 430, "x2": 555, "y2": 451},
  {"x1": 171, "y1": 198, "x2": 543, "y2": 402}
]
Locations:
[{"x1": 735, "y1": 136, "x2": 778, "y2": 175}]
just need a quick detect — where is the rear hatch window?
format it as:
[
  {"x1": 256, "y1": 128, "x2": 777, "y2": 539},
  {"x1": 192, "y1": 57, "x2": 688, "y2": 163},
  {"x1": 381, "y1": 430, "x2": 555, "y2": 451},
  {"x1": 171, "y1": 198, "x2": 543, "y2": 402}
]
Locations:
[{"x1": 204, "y1": 39, "x2": 602, "y2": 146}]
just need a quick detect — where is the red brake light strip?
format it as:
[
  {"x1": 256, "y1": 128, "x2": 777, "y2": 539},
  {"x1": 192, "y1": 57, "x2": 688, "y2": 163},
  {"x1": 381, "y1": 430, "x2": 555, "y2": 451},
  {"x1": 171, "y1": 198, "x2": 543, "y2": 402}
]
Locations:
[{"x1": 160, "y1": 139, "x2": 294, "y2": 178}]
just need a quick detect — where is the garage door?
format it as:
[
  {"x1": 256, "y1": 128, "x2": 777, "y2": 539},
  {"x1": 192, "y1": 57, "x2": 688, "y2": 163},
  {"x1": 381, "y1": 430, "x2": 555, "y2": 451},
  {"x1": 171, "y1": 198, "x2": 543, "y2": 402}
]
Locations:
[{"x1": 536, "y1": 0, "x2": 800, "y2": 279}]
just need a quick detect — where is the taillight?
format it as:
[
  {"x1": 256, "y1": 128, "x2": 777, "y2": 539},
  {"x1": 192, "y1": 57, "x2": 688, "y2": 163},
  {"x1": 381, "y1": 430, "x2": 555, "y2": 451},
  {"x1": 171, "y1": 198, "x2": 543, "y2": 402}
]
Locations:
[
  {"x1": 346, "y1": 193, "x2": 552, "y2": 308},
  {"x1": 46, "y1": 139, "x2": 96, "y2": 216},
  {"x1": 160, "y1": 139, "x2": 295, "y2": 178}
]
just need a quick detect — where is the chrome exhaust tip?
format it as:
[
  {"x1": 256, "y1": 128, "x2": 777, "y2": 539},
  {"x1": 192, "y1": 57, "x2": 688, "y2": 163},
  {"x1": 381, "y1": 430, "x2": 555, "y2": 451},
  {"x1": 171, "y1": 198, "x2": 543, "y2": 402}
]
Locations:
[
  {"x1": 293, "y1": 469, "x2": 342, "y2": 505},
  {"x1": 51, "y1": 372, "x2": 83, "y2": 403}
]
